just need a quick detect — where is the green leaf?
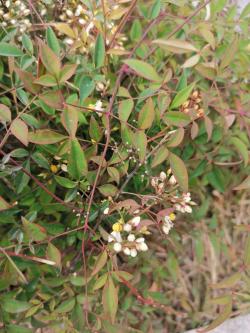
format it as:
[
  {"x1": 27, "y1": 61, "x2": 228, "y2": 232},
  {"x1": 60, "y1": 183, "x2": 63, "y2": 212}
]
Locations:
[
  {"x1": 2, "y1": 299, "x2": 31, "y2": 313},
  {"x1": 169, "y1": 153, "x2": 188, "y2": 192},
  {"x1": 61, "y1": 106, "x2": 78, "y2": 138},
  {"x1": 153, "y1": 39, "x2": 198, "y2": 54},
  {"x1": 107, "y1": 167, "x2": 120, "y2": 184},
  {"x1": 93, "y1": 273, "x2": 108, "y2": 290},
  {"x1": 118, "y1": 99, "x2": 134, "y2": 123},
  {"x1": 68, "y1": 139, "x2": 87, "y2": 179},
  {"x1": 0, "y1": 104, "x2": 11, "y2": 122},
  {"x1": 133, "y1": 131, "x2": 147, "y2": 163},
  {"x1": 91, "y1": 251, "x2": 108, "y2": 276},
  {"x1": 98, "y1": 184, "x2": 118, "y2": 197},
  {"x1": 69, "y1": 275, "x2": 86, "y2": 286},
  {"x1": 200, "y1": 301, "x2": 232, "y2": 333},
  {"x1": 102, "y1": 276, "x2": 118, "y2": 324},
  {"x1": 150, "y1": 0, "x2": 161, "y2": 19},
  {"x1": 234, "y1": 176, "x2": 250, "y2": 190},
  {"x1": 59, "y1": 63, "x2": 77, "y2": 83},
  {"x1": 95, "y1": 34, "x2": 105, "y2": 68},
  {"x1": 167, "y1": 128, "x2": 184, "y2": 147},
  {"x1": 46, "y1": 27, "x2": 60, "y2": 56},
  {"x1": 39, "y1": 41, "x2": 61, "y2": 77},
  {"x1": 79, "y1": 76, "x2": 95, "y2": 102},
  {"x1": 55, "y1": 175, "x2": 76, "y2": 189},
  {"x1": 0, "y1": 43, "x2": 23, "y2": 57},
  {"x1": 29, "y1": 130, "x2": 66, "y2": 144},
  {"x1": 15, "y1": 68, "x2": 41, "y2": 94},
  {"x1": 22, "y1": 34, "x2": 33, "y2": 54},
  {"x1": 89, "y1": 116, "x2": 103, "y2": 142},
  {"x1": 55, "y1": 298, "x2": 75, "y2": 313},
  {"x1": 138, "y1": 98, "x2": 155, "y2": 129},
  {"x1": 6, "y1": 324, "x2": 33, "y2": 333},
  {"x1": 181, "y1": 54, "x2": 200, "y2": 68},
  {"x1": 0, "y1": 196, "x2": 11, "y2": 211},
  {"x1": 15, "y1": 159, "x2": 30, "y2": 194},
  {"x1": 39, "y1": 90, "x2": 64, "y2": 109},
  {"x1": 164, "y1": 111, "x2": 191, "y2": 127},
  {"x1": 229, "y1": 137, "x2": 248, "y2": 167},
  {"x1": 34, "y1": 74, "x2": 58, "y2": 87},
  {"x1": 170, "y1": 83, "x2": 195, "y2": 109},
  {"x1": 22, "y1": 216, "x2": 47, "y2": 242},
  {"x1": 212, "y1": 272, "x2": 241, "y2": 289},
  {"x1": 151, "y1": 146, "x2": 169, "y2": 168},
  {"x1": 123, "y1": 59, "x2": 161, "y2": 82},
  {"x1": 47, "y1": 243, "x2": 61, "y2": 267},
  {"x1": 130, "y1": 19, "x2": 142, "y2": 41},
  {"x1": 220, "y1": 37, "x2": 238, "y2": 70}
]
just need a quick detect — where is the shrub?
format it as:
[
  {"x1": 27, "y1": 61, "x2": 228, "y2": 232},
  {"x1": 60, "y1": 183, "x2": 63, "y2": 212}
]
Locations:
[{"x1": 0, "y1": 1, "x2": 249, "y2": 332}]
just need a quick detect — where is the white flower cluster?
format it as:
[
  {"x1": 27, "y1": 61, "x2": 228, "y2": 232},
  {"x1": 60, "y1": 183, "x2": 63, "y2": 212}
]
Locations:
[
  {"x1": 172, "y1": 192, "x2": 196, "y2": 213},
  {"x1": 162, "y1": 213, "x2": 176, "y2": 235},
  {"x1": 0, "y1": 0, "x2": 47, "y2": 36},
  {"x1": 151, "y1": 169, "x2": 177, "y2": 194},
  {"x1": 108, "y1": 216, "x2": 148, "y2": 258}
]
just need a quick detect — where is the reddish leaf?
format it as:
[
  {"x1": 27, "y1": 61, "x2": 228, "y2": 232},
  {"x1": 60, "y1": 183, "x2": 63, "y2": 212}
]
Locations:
[
  {"x1": 39, "y1": 90, "x2": 64, "y2": 109},
  {"x1": 10, "y1": 119, "x2": 28, "y2": 146}
]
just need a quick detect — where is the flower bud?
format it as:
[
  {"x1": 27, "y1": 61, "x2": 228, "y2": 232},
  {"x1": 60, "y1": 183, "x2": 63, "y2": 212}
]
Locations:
[
  {"x1": 127, "y1": 234, "x2": 135, "y2": 242},
  {"x1": 160, "y1": 171, "x2": 167, "y2": 181},
  {"x1": 123, "y1": 247, "x2": 131, "y2": 256},
  {"x1": 130, "y1": 249, "x2": 137, "y2": 257},
  {"x1": 123, "y1": 223, "x2": 132, "y2": 232},
  {"x1": 113, "y1": 242, "x2": 122, "y2": 252}
]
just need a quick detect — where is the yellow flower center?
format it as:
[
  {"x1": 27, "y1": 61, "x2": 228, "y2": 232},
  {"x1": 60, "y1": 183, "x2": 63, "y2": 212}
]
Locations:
[
  {"x1": 112, "y1": 222, "x2": 123, "y2": 232},
  {"x1": 50, "y1": 164, "x2": 58, "y2": 173},
  {"x1": 169, "y1": 213, "x2": 176, "y2": 221}
]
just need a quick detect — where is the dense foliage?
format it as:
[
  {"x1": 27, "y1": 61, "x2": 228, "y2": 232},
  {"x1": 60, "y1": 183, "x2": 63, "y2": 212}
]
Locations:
[{"x1": 0, "y1": 1, "x2": 249, "y2": 332}]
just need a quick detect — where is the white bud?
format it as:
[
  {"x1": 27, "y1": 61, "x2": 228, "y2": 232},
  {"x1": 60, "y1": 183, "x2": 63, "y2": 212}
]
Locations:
[
  {"x1": 160, "y1": 171, "x2": 167, "y2": 181},
  {"x1": 185, "y1": 205, "x2": 192, "y2": 213},
  {"x1": 66, "y1": 9, "x2": 73, "y2": 17},
  {"x1": 123, "y1": 247, "x2": 131, "y2": 256},
  {"x1": 130, "y1": 249, "x2": 137, "y2": 257},
  {"x1": 65, "y1": 38, "x2": 74, "y2": 45},
  {"x1": 137, "y1": 242, "x2": 148, "y2": 252},
  {"x1": 169, "y1": 175, "x2": 177, "y2": 185},
  {"x1": 136, "y1": 237, "x2": 145, "y2": 243},
  {"x1": 61, "y1": 164, "x2": 68, "y2": 172},
  {"x1": 103, "y1": 207, "x2": 109, "y2": 215},
  {"x1": 113, "y1": 242, "x2": 122, "y2": 252},
  {"x1": 131, "y1": 216, "x2": 140, "y2": 226},
  {"x1": 127, "y1": 234, "x2": 135, "y2": 242},
  {"x1": 123, "y1": 223, "x2": 132, "y2": 232},
  {"x1": 79, "y1": 18, "x2": 86, "y2": 25}
]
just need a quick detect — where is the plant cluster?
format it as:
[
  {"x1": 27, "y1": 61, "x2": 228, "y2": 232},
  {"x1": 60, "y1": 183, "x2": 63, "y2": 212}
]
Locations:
[{"x1": 0, "y1": 1, "x2": 249, "y2": 332}]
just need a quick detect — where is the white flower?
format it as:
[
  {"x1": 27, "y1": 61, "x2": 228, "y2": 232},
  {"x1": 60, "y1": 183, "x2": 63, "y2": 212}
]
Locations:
[
  {"x1": 160, "y1": 171, "x2": 167, "y2": 181},
  {"x1": 86, "y1": 21, "x2": 94, "y2": 35},
  {"x1": 103, "y1": 207, "x2": 109, "y2": 215},
  {"x1": 96, "y1": 82, "x2": 105, "y2": 91},
  {"x1": 183, "y1": 192, "x2": 191, "y2": 203},
  {"x1": 108, "y1": 231, "x2": 122, "y2": 243},
  {"x1": 137, "y1": 242, "x2": 148, "y2": 252},
  {"x1": 131, "y1": 216, "x2": 140, "y2": 227},
  {"x1": 127, "y1": 234, "x2": 135, "y2": 242},
  {"x1": 66, "y1": 9, "x2": 73, "y2": 17},
  {"x1": 123, "y1": 247, "x2": 131, "y2": 256},
  {"x1": 123, "y1": 223, "x2": 132, "y2": 232},
  {"x1": 65, "y1": 38, "x2": 74, "y2": 45},
  {"x1": 162, "y1": 220, "x2": 174, "y2": 235},
  {"x1": 130, "y1": 249, "x2": 137, "y2": 257},
  {"x1": 79, "y1": 18, "x2": 86, "y2": 25},
  {"x1": 136, "y1": 237, "x2": 145, "y2": 243},
  {"x1": 113, "y1": 242, "x2": 122, "y2": 252},
  {"x1": 95, "y1": 100, "x2": 104, "y2": 112},
  {"x1": 61, "y1": 164, "x2": 68, "y2": 172},
  {"x1": 169, "y1": 175, "x2": 177, "y2": 185},
  {"x1": 184, "y1": 205, "x2": 192, "y2": 213}
]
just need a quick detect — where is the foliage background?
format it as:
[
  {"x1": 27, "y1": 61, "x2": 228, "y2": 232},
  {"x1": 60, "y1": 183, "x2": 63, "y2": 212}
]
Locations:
[{"x1": 0, "y1": 1, "x2": 249, "y2": 332}]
